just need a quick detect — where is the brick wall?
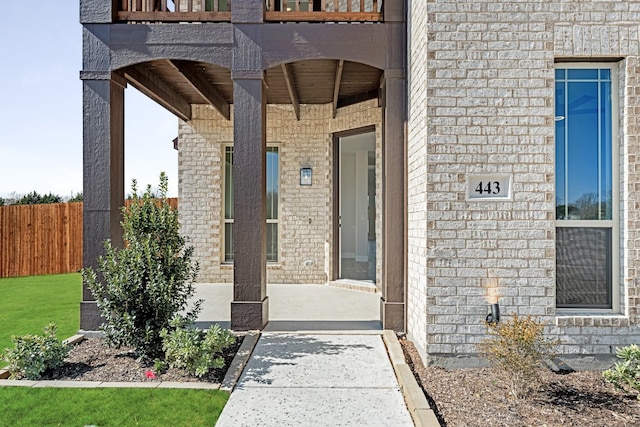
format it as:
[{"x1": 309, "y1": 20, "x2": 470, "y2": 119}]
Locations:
[
  {"x1": 408, "y1": 0, "x2": 640, "y2": 364},
  {"x1": 178, "y1": 100, "x2": 382, "y2": 285},
  {"x1": 407, "y1": 0, "x2": 430, "y2": 362}
]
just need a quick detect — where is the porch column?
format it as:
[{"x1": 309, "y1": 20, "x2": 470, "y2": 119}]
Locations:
[
  {"x1": 79, "y1": 72, "x2": 126, "y2": 331},
  {"x1": 381, "y1": 0, "x2": 407, "y2": 332},
  {"x1": 230, "y1": 4, "x2": 269, "y2": 330},
  {"x1": 381, "y1": 70, "x2": 407, "y2": 332}
]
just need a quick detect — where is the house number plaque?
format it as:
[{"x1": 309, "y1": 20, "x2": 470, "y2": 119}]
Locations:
[{"x1": 466, "y1": 174, "x2": 512, "y2": 201}]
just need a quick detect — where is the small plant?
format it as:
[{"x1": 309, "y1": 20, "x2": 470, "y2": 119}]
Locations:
[
  {"x1": 161, "y1": 318, "x2": 236, "y2": 377},
  {"x1": 477, "y1": 313, "x2": 560, "y2": 399},
  {"x1": 83, "y1": 173, "x2": 201, "y2": 360},
  {"x1": 603, "y1": 344, "x2": 640, "y2": 399},
  {"x1": 1, "y1": 324, "x2": 69, "y2": 380}
]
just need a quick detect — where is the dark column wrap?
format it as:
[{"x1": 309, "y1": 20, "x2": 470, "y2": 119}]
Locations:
[
  {"x1": 80, "y1": 72, "x2": 126, "y2": 331},
  {"x1": 381, "y1": 69, "x2": 407, "y2": 332},
  {"x1": 230, "y1": 6, "x2": 269, "y2": 330}
]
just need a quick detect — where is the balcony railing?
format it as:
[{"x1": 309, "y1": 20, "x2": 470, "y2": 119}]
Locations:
[{"x1": 117, "y1": 1, "x2": 383, "y2": 23}]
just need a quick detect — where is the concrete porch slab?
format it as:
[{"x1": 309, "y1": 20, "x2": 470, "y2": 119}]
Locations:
[{"x1": 193, "y1": 283, "x2": 382, "y2": 332}]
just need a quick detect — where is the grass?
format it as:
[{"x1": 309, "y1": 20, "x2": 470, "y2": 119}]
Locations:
[
  {"x1": 0, "y1": 273, "x2": 81, "y2": 367},
  {"x1": 0, "y1": 274, "x2": 230, "y2": 426},
  {"x1": 0, "y1": 387, "x2": 229, "y2": 426}
]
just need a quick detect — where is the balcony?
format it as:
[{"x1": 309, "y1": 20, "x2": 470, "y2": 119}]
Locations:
[{"x1": 117, "y1": 1, "x2": 383, "y2": 23}]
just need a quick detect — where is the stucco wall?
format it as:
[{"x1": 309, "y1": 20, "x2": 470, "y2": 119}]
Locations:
[
  {"x1": 178, "y1": 100, "x2": 382, "y2": 285},
  {"x1": 408, "y1": 0, "x2": 640, "y2": 365}
]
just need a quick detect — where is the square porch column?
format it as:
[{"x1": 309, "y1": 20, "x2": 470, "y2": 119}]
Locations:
[
  {"x1": 230, "y1": 5, "x2": 269, "y2": 330},
  {"x1": 79, "y1": 71, "x2": 126, "y2": 331},
  {"x1": 230, "y1": 75, "x2": 269, "y2": 330},
  {"x1": 381, "y1": 69, "x2": 407, "y2": 333}
]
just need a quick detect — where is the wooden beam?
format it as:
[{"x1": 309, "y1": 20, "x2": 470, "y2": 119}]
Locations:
[
  {"x1": 281, "y1": 63, "x2": 300, "y2": 120},
  {"x1": 332, "y1": 60, "x2": 344, "y2": 118},
  {"x1": 170, "y1": 60, "x2": 231, "y2": 120},
  {"x1": 123, "y1": 64, "x2": 192, "y2": 122},
  {"x1": 336, "y1": 88, "x2": 379, "y2": 109}
]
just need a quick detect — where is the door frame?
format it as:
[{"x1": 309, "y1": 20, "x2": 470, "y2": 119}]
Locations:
[{"x1": 332, "y1": 125, "x2": 377, "y2": 281}]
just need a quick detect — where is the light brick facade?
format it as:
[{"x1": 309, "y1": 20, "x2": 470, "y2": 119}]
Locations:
[
  {"x1": 179, "y1": 101, "x2": 383, "y2": 285},
  {"x1": 172, "y1": 0, "x2": 640, "y2": 367},
  {"x1": 407, "y1": 0, "x2": 640, "y2": 366}
]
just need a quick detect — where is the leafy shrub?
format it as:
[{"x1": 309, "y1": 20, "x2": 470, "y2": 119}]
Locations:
[
  {"x1": 603, "y1": 344, "x2": 640, "y2": 399},
  {"x1": 160, "y1": 318, "x2": 236, "y2": 377},
  {"x1": 83, "y1": 173, "x2": 201, "y2": 360},
  {"x1": 477, "y1": 313, "x2": 560, "y2": 399},
  {"x1": 1, "y1": 324, "x2": 69, "y2": 380}
]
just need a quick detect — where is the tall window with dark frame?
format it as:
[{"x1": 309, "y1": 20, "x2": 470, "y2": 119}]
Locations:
[
  {"x1": 555, "y1": 66, "x2": 616, "y2": 309},
  {"x1": 224, "y1": 146, "x2": 279, "y2": 263}
]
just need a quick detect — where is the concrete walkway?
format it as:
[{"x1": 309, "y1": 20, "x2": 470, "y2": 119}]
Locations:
[{"x1": 216, "y1": 332, "x2": 414, "y2": 427}]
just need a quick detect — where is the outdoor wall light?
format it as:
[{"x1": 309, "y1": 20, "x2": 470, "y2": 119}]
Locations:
[
  {"x1": 485, "y1": 302, "x2": 500, "y2": 324},
  {"x1": 300, "y1": 167, "x2": 312, "y2": 186}
]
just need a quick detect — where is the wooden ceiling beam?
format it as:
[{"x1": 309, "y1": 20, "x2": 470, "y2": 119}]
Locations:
[
  {"x1": 169, "y1": 60, "x2": 231, "y2": 121},
  {"x1": 332, "y1": 60, "x2": 344, "y2": 118},
  {"x1": 123, "y1": 64, "x2": 192, "y2": 122},
  {"x1": 281, "y1": 63, "x2": 300, "y2": 120},
  {"x1": 336, "y1": 88, "x2": 380, "y2": 109}
]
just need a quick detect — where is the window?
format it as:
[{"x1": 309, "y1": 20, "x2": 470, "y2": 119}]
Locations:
[
  {"x1": 224, "y1": 146, "x2": 279, "y2": 263},
  {"x1": 555, "y1": 64, "x2": 618, "y2": 310}
]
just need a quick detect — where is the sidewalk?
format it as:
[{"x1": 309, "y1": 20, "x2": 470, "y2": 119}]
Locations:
[{"x1": 216, "y1": 332, "x2": 415, "y2": 427}]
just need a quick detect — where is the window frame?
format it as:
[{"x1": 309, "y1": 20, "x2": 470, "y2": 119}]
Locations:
[
  {"x1": 222, "y1": 144, "x2": 281, "y2": 264},
  {"x1": 554, "y1": 62, "x2": 620, "y2": 313}
]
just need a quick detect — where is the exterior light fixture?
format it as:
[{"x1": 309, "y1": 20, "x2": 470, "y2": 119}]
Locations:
[
  {"x1": 300, "y1": 167, "x2": 312, "y2": 186},
  {"x1": 486, "y1": 302, "x2": 500, "y2": 324}
]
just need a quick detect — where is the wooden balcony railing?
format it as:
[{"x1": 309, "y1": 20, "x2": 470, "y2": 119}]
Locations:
[
  {"x1": 117, "y1": 0, "x2": 383, "y2": 23},
  {"x1": 265, "y1": 1, "x2": 382, "y2": 22},
  {"x1": 118, "y1": 1, "x2": 232, "y2": 22}
]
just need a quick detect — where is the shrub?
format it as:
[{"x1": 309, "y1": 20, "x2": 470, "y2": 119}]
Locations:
[
  {"x1": 15, "y1": 191, "x2": 63, "y2": 205},
  {"x1": 477, "y1": 313, "x2": 560, "y2": 399},
  {"x1": 1, "y1": 324, "x2": 69, "y2": 380},
  {"x1": 603, "y1": 344, "x2": 640, "y2": 399},
  {"x1": 160, "y1": 318, "x2": 236, "y2": 377},
  {"x1": 83, "y1": 173, "x2": 201, "y2": 361},
  {"x1": 67, "y1": 192, "x2": 83, "y2": 202}
]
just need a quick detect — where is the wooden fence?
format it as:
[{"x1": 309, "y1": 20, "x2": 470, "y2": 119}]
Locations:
[{"x1": 0, "y1": 199, "x2": 178, "y2": 278}]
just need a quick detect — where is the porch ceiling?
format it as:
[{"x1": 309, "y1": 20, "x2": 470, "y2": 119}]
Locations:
[{"x1": 119, "y1": 59, "x2": 382, "y2": 121}]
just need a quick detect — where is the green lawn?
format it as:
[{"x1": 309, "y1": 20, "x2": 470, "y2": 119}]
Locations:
[
  {"x1": 0, "y1": 387, "x2": 229, "y2": 426},
  {"x1": 0, "y1": 273, "x2": 81, "y2": 365},
  {"x1": 0, "y1": 274, "x2": 230, "y2": 425}
]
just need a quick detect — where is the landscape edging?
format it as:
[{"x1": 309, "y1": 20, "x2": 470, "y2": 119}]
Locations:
[{"x1": 382, "y1": 330, "x2": 441, "y2": 427}]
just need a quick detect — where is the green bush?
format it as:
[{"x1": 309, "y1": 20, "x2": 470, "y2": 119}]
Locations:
[
  {"x1": 15, "y1": 191, "x2": 63, "y2": 205},
  {"x1": 604, "y1": 344, "x2": 640, "y2": 399},
  {"x1": 477, "y1": 313, "x2": 560, "y2": 399},
  {"x1": 160, "y1": 318, "x2": 236, "y2": 377},
  {"x1": 83, "y1": 173, "x2": 201, "y2": 361},
  {"x1": 1, "y1": 324, "x2": 69, "y2": 380}
]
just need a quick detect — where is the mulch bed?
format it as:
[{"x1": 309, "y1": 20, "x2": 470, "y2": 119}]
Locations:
[
  {"x1": 37, "y1": 336, "x2": 242, "y2": 383},
  {"x1": 400, "y1": 338, "x2": 640, "y2": 427}
]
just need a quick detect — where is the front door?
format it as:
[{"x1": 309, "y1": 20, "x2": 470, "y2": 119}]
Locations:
[{"x1": 335, "y1": 130, "x2": 376, "y2": 282}]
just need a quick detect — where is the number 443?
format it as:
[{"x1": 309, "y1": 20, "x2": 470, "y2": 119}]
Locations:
[{"x1": 475, "y1": 181, "x2": 501, "y2": 195}]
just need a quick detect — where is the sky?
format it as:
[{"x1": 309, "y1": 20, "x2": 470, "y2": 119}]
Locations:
[{"x1": 0, "y1": 2, "x2": 178, "y2": 200}]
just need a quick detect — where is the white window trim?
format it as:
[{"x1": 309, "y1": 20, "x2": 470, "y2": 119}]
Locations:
[
  {"x1": 221, "y1": 143, "x2": 281, "y2": 264},
  {"x1": 554, "y1": 62, "x2": 620, "y2": 314}
]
